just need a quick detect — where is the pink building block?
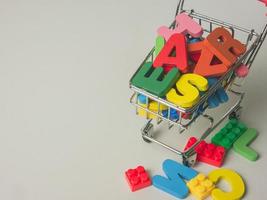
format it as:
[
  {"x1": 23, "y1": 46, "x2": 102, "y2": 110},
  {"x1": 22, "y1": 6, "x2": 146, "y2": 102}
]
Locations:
[{"x1": 125, "y1": 166, "x2": 152, "y2": 192}]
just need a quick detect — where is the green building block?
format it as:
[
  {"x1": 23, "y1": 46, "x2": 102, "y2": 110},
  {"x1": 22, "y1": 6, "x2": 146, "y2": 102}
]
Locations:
[
  {"x1": 154, "y1": 36, "x2": 165, "y2": 57},
  {"x1": 233, "y1": 128, "x2": 259, "y2": 161},
  {"x1": 131, "y1": 62, "x2": 180, "y2": 97},
  {"x1": 211, "y1": 119, "x2": 247, "y2": 150}
]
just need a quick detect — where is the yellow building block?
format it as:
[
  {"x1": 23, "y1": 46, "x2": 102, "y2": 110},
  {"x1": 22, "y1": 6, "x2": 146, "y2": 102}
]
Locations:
[
  {"x1": 137, "y1": 101, "x2": 168, "y2": 119},
  {"x1": 166, "y1": 74, "x2": 208, "y2": 108},
  {"x1": 187, "y1": 173, "x2": 215, "y2": 200},
  {"x1": 208, "y1": 169, "x2": 245, "y2": 200}
]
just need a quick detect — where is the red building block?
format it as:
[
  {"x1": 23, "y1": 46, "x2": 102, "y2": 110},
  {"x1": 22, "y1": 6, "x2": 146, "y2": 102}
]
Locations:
[
  {"x1": 125, "y1": 166, "x2": 152, "y2": 192},
  {"x1": 184, "y1": 137, "x2": 198, "y2": 151},
  {"x1": 184, "y1": 137, "x2": 226, "y2": 167}
]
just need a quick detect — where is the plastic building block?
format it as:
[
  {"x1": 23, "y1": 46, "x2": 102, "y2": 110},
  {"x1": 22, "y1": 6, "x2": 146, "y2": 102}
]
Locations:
[
  {"x1": 155, "y1": 35, "x2": 165, "y2": 57},
  {"x1": 153, "y1": 33, "x2": 188, "y2": 73},
  {"x1": 207, "y1": 78, "x2": 229, "y2": 108},
  {"x1": 184, "y1": 137, "x2": 226, "y2": 167},
  {"x1": 187, "y1": 173, "x2": 215, "y2": 200},
  {"x1": 162, "y1": 108, "x2": 180, "y2": 121},
  {"x1": 184, "y1": 137, "x2": 198, "y2": 151},
  {"x1": 131, "y1": 62, "x2": 180, "y2": 97},
  {"x1": 166, "y1": 73, "x2": 208, "y2": 108},
  {"x1": 137, "y1": 101, "x2": 168, "y2": 119},
  {"x1": 211, "y1": 119, "x2": 247, "y2": 150},
  {"x1": 188, "y1": 41, "x2": 229, "y2": 77},
  {"x1": 235, "y1": 64, "x2": 249, "y2": 78},
  {"x1": 125, "y1": 166, "x2": 152, "y2": 192},
  {"x1": 208, "y1": 169, "x2": 245, "y2": 200},
  {"x1": 152, "y1": 159, "x2": 198, "y2": 199},
  {"x1": 157, "y1": 13, "x2": 203, "y2": 41},
  {"x1": 233, "y1": 128, "x2": 259, "y2": 161},
  {"x1": 137, "y1": 94, "x2": 148, "y2": 104},
  {"x1": 205, "y1": 27, "x2": 246, "y2": 67},
  {"x1": 195, "y1": 142, "x2": 226, "y2": 167},
  {"x1": 162, "y1": 109, "x2": 192, "y2": 120}
]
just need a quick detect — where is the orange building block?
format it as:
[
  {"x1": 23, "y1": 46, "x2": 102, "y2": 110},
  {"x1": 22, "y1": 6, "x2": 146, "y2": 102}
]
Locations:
[{"x1": 205, "y1": 27, "x2": 246, "y2": 67}]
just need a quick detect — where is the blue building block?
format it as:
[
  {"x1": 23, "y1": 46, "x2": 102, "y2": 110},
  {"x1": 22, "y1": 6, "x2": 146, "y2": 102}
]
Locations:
[
  {"x1": 162, "y1": 108, "x2": 180, "y2": 120},
  {"x1": 137, "y1": 94, "x2": 148, "y2": 104},
  {"x1": 152, "y1": 159, "x2": 198, "y2": 199}
]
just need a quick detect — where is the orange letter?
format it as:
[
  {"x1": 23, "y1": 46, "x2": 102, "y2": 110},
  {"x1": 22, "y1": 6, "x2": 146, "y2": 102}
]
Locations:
[{"x1": 205, "y1": 27, "x2": 246, "y2": 67}]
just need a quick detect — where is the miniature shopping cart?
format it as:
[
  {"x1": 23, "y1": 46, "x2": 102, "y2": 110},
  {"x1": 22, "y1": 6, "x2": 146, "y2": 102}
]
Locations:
[{"x1": 129, "y1": 0, "x2": 267, "y2": 166}]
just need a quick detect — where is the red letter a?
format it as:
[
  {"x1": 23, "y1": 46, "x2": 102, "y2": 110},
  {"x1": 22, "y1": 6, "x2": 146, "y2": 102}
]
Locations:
[{"x1": 153, "y1": 33, "x2": 188, "y2": 73}]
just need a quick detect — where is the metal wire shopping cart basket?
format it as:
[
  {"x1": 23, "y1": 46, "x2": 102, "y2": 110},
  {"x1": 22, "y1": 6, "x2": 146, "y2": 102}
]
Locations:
[{"x1": 129, "y1": 0, "x2": 267, "y2": 166}]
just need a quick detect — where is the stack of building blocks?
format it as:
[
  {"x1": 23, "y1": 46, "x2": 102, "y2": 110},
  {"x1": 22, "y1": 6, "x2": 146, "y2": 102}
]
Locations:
[
  {"x1": 211, "y1": 119, "x2": 247, "y2": 150},
  {"x1": 187, "y1": 173, "x2": 215, "y2": 200},
  {"x1": 184, "y1": 137, "x2": 226, "y2": 167},
  {"x1": 125, "y1": 166, "x2": 152, "y2": 192}
]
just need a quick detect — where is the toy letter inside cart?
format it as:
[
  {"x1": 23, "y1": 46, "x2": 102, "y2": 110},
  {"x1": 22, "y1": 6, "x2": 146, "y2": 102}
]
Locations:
[
  {"x1": 131, "y1": 13, "x2": 247, "y2": 110},
  {"x1": 129, "y1": 0, "x2": 267, "y2": 166}
]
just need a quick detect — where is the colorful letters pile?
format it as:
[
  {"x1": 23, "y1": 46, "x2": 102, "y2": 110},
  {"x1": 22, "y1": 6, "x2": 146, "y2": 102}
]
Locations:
[{"x1": 131, "y1": 13, "x2": 247, "y2": 113}]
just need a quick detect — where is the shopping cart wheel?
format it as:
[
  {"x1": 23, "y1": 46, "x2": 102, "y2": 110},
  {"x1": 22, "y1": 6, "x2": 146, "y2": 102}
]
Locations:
[
  {"x1": 229, "y1": 106, "x2": 242, "y2": 120},
  {"x1": 141, "y1": 120, "x2": 154, "y2": 143}
]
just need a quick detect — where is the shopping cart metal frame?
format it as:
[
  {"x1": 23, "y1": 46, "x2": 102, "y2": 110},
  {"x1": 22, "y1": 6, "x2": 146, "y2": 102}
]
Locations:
[{"x1": 129, "y1": 0, "x2": 267, "y2": 166}]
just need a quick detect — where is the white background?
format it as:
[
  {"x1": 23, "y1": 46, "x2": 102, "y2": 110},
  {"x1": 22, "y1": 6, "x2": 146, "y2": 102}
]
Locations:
[{"x1": 0, "y1": 0, "x2": 266, "y2": 199}]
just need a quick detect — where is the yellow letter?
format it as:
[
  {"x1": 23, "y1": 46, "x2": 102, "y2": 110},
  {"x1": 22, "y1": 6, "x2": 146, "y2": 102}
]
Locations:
[
  {"x1": 208, "y1": 169, "x2": 245, "y2": 200},
  {"x1": 166, "y1": 73, "x2": 208, "y2": 108}
]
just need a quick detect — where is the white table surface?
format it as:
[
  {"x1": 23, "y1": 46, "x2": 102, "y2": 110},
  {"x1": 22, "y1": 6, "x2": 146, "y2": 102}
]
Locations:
[{"x1": 0, "y1": 0, "x2": 266, "y2": 199}]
